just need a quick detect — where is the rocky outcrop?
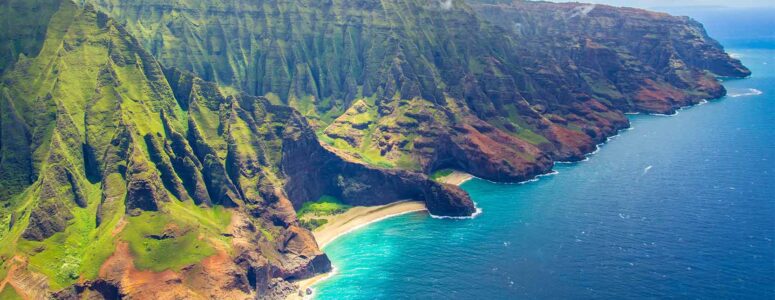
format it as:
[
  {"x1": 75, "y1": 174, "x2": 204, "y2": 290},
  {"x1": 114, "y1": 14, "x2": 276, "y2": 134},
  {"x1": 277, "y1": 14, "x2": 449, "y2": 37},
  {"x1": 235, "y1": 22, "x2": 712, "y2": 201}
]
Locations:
[
  {"x1": 282, "y1": 111, "x2": 475, "y2": 216},
  {"x1": 53, "y1": 279, "x2": 122, "y2": 300},
  {"x1": 124, "y1": 146, "x2": 169, "y2": 215}
]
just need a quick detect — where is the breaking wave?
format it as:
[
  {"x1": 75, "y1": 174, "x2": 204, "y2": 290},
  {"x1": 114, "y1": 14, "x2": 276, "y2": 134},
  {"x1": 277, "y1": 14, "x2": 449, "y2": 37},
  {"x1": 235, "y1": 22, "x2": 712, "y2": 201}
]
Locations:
[{"x1": 728, "y1": 88, "x2": 763, "y2": 98}]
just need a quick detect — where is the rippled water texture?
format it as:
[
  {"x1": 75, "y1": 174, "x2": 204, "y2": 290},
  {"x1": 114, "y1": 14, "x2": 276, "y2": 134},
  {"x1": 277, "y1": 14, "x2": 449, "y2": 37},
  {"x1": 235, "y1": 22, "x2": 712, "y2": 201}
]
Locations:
[{"x1": 314, "y1": 47, "x2": 774, "y2": 299}]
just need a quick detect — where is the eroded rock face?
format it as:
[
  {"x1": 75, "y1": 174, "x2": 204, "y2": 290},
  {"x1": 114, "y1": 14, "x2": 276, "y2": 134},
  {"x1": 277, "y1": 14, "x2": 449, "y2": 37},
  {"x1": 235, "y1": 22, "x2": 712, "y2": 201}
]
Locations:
[
  {"x1": 53, "y1": 279, "x2": 122, "y2": 300},
  {"x1": 314, "y1": 0, "x2": 750, "y2": 181},
  {"x1": 468, "y1": 0, "x2": 750, "y2": 114},
  {"x1": 124, "y1": 146, "x2": 168, "y2": 215},
  {"x1": 281, "y1": 114, "x2": 476, "y2": 216}
]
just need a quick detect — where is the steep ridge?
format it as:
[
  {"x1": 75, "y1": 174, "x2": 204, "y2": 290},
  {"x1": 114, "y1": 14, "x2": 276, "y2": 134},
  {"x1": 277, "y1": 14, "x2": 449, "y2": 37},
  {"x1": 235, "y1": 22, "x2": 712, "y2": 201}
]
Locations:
[
  {"x1": 0, "y1": 1, "x2": 472, "y2": 298},
  {"x1": 83, "y1": 0, "x2": 749, "y2": 183},
  {"x1": 467, "y1": 0, "x2": 751, "y2": 113}
]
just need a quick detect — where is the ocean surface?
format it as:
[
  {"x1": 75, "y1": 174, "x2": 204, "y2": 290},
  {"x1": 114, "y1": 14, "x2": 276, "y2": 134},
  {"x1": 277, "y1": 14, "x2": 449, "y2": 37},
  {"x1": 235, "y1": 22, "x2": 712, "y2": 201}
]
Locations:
[{"x1": 312, "y1": 26, "x2": 775, "y2": 300}]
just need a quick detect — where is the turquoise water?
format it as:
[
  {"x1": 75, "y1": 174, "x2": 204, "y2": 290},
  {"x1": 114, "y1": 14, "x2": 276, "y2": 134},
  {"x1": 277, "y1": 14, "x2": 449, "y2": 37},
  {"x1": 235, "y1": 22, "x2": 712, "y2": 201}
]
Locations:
[{"x1": 313, "y1": 48, "x2": 774, "y2": 299}]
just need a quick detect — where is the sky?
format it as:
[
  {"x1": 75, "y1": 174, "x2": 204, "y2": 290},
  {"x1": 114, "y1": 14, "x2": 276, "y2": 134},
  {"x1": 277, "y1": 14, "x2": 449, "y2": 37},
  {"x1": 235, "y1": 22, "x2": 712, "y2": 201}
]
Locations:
[{"x1": 547, "y1": 0, "x2": 774, "y2": 9}]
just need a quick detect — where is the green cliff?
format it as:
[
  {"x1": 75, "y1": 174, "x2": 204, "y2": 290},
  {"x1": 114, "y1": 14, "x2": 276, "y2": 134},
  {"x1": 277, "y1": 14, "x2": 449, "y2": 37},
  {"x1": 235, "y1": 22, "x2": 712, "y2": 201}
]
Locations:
[
  {"x1": 0, "y1": 1, "x2": 471, "y2": 298},
  {"x1": 83, "y1": 0, "x2": 749, "y2": 182}
]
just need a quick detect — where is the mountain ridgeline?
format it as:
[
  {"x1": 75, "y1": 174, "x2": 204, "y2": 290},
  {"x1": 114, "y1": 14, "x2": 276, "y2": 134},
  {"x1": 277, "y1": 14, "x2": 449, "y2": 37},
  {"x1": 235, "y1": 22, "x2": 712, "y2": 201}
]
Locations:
[
  {"x1": 0, "y1": 0, "x2": 748, "y2": 299},
  {"x1": 84, "y1": 0, "x2": 749, "y2": 181}
]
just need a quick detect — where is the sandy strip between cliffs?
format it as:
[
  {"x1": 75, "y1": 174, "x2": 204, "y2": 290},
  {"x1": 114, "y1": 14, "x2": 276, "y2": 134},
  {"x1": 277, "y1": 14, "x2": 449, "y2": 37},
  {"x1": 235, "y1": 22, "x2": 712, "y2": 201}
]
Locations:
[
  {"x1": 437, "y1": 170, "x2": 475, "y2": 186},
  {"x1": 289, "y1": 171, "x2": 473, "y2": 299}
]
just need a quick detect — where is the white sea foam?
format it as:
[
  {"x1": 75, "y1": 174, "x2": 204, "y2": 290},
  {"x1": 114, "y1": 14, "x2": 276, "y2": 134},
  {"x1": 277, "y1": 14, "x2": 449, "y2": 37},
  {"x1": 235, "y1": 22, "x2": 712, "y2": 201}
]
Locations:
[
  {"x1": 509, "y1": 171, "x2": 560, "y2": 185},
  {"x1": 642, "y1": 165, "x2": 652, "y2": 175},
  {"x1": 467, "y1": 169, "x2": 560, "y2": 185},
  {"x1": 537, "y1": 170, "x2": 560, "y2": 177},
  {"x1": 517, "y1": 178, "x2": 540, "y2": 184},
  {"x1": 728, "y1": 88, "x2": 763, "y2": 98},
  {"x1": 302, "y1": 266, "x2": 339, "y2": 299},
  {"x1": 557, "y1": 125, "x2": 635, "y2": 164},
  {"x1": 650, "y1": 110, "x2": 679, "y2": 117},
  {"x1": 429, "y1": 204, "x2": 483, "y2": 220},
  {"x1": 589, "y1": 145, "x2": 601, "y2": 155}
]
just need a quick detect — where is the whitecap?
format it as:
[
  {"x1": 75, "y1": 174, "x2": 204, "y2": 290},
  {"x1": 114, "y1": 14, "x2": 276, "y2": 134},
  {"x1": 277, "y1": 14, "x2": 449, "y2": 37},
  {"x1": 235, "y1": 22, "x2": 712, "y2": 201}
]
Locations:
[
  {"x1": 642, "y1": 165, "x2": 652, "y2": 175},
  {"x1": 728, "y1": 88, "x2": 763, "y2": 98}
]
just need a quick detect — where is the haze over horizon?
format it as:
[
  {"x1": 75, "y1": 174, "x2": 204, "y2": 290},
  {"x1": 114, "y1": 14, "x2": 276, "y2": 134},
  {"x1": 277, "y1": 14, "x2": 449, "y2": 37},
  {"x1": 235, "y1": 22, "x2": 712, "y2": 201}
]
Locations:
[{"x1": 547, "y1": 0, "x2": 774, "y2": 9}]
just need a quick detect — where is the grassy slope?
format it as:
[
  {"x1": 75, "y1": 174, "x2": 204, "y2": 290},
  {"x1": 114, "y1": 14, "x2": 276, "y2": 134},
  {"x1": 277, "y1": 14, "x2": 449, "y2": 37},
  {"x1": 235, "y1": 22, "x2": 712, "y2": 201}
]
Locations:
[
  {"x1": 0, "y1": 2, "x2": 234, "y2": 290},
  {"x1": 430, "y1": 169, "x2": 454, "y2": 181},
  {"x1": 83, "y1": 0, "x2": 548, "y2": 169},
  {"x1": 297, "y1": 195, "x2": 352, "y2": 218},
  {"x1": 0, "y1": 284, "x2": 23, "y2": 300}
]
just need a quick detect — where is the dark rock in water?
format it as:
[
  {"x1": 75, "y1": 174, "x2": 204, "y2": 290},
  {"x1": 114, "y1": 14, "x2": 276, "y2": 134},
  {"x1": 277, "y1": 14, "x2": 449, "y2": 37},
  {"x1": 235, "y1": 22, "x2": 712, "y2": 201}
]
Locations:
[{"x1": 306, "y1": 288, "x2": 313, "y2": 295}]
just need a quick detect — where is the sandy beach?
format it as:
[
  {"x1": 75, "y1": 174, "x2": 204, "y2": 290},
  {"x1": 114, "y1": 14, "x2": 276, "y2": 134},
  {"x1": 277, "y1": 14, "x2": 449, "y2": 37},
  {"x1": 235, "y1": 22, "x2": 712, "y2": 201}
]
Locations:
[
  {"x1": 313, "y1": 200, "x2": 427, "y2": 248},
  {"x1": 436, "y1": 170, "x2": 475, "y2": 186},
  {"x1": 289, "y1": 171, "x2": 472, "y2": 298},
  {"x1": 288, "y1": 201, "x2": 426, "y2": 299}
]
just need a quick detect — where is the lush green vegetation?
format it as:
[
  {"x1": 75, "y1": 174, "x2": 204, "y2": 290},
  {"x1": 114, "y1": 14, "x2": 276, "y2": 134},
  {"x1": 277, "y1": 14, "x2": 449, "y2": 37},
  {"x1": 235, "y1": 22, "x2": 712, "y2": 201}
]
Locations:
[
  {"x1": 430, "y1": 169, "x2": 455, "y2": 181},
  {"x1": 0, "y1": 0, "x2": 232, "y2": 289},
  {"x1": 297, "y1": 196, "x2": 351, "y2": 217},
  {"x1": 7, "y1": 170, "x2": 120, "y2": 290},
  {"x1": 299, "y1": 218, "x2": 329, "y2": 231},
  {"x1": 0, "y1": 284, "x2": 23, "y2": 300}
]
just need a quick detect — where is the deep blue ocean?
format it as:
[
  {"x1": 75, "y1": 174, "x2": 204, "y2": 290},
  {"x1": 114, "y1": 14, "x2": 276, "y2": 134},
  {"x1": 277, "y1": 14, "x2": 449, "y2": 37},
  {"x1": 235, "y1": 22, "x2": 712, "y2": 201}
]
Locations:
[{"x1": 313, "y1": 10, "x2": 775, "y2": 299}]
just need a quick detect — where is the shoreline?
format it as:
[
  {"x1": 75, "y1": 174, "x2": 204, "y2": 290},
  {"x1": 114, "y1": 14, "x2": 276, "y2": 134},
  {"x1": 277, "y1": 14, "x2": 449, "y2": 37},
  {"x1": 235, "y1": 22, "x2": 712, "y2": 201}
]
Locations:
[
  {"x1": 288, "y1": 171, "x2": 473, "y2": 299},
  {"x1": 313, "y1": 200, "x2": 428, "y2": 248},
  {"x1": 287, "y1": 75, "x2": 753, "y2": 299},
  {"x1": 289, "y1": 201, "x2": 426, "y2": 299},
  {"x1": 436, "y1": 170, "x2": 475, "y2": 186}
]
